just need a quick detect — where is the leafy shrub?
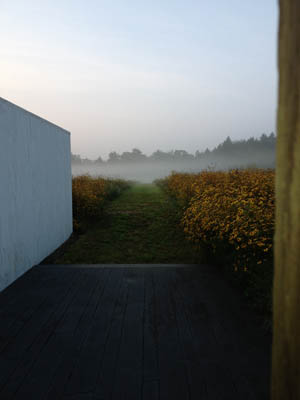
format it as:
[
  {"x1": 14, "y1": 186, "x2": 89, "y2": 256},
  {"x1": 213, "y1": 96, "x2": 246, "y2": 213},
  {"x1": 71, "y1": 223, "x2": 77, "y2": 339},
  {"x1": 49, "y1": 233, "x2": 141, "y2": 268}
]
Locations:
[
  {"x1": 163, "y1": 169, "x2": 275, "y2": 314},
  {"x1": 72, "y1": 175, "x2": 129, "y2": 229}
]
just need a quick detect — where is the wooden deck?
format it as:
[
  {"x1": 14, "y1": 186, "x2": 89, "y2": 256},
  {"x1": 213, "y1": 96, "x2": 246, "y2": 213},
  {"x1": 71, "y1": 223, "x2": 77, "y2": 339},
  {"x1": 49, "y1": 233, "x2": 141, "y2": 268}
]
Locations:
[{"x1": 0, "y1": 264, "x2": 271, "y2": 399}]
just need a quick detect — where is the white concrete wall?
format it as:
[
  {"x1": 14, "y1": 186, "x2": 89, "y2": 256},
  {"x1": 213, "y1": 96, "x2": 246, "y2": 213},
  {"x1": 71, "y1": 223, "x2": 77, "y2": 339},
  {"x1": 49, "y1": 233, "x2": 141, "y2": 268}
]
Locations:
[{"x1": 0, "y1": 97, "x2": 72, "y2": 291}]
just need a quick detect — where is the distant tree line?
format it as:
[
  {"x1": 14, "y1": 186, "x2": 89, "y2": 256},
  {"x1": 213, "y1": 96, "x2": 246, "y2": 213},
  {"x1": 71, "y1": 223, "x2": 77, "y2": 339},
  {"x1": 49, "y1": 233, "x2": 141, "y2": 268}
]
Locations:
[{"x1": 71, "y1": 132, "x2": 276, "y2": 166}]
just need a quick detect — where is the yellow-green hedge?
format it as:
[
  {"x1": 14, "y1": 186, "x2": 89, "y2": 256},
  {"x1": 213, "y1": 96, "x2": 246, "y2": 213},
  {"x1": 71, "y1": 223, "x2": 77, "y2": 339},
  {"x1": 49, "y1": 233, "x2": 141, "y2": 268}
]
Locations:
[
  {"x1": 165, "y1": 169, "x2": 275, "y2": 273},
  {"x1": 72, "y1": 175, "x2": 129, "y2": 229}
]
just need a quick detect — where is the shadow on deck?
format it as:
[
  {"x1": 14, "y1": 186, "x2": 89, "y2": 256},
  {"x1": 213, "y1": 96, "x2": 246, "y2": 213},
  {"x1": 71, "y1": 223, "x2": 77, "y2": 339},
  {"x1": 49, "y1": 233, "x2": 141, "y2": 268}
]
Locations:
[{"x1": 0, "y1": 264, "x2": 271, "y2": 399}]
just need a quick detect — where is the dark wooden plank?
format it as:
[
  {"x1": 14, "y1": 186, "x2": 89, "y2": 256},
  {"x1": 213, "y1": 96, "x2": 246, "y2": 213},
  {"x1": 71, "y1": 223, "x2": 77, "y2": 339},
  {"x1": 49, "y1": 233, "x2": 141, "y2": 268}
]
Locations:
[
  {"x1": 174, "y1": 267, "x2": 268, "y2": 400},
  {"x1": 94, "y1": 268, "x2": 129, "y2": 399},
  {"x1": 169, "y1": 269, "x2": 196, "y2": 361},
  {"x1": 8, "y1": 269, "x2": 98, "y2": 400},
  {"x1": 0, "y1": 268, "x2": 66, "y2": 354},
  {"x1": 171, "y1": 267, "x2": 221, "y2": 400},
  {"x1": 172, "y1": 268, "x2": 218, "y2": 358},
  {"x1": 142, "y1": 380, "x2": 159, "y2": 400},
  {"x1": 0, "y1": 268, "x2": 81, "y2": 398},
  {"x1": 0, "y1": 269, "x2": 72, "y2": 392},
  {"x1": 1, "y1": 270, "x2": 70, "y2": 359},
  {"x1": 44, "y1": 268, "x2": 111, "y2": 400},
  {"x1": 143, "y1": 271, "x2": 159, "y2": 383},
  {"x1": 203, "y1": 361, "x2": 238, "y2": 399},
  {"x1": 0, "y1": 264, "x2": 271, "y2": 400},
  {"x1": 63, "y1": 267, "x2": 126, "y2": 396},
  {"x1": 62, "y1": 394, "x2": 100, "y2": 400},
  {"x1": 0, "y1": 267, "x2": 46, "y2": 307},
  {"x1": 110, "y1": 268, "x2": 145, "y2": 400},
  {"x1": 153, "y1": 268, "x2": 190, "y2": 400},
  {"x1": 199, "y1": 268, "x2": 270, "y2": 400}
]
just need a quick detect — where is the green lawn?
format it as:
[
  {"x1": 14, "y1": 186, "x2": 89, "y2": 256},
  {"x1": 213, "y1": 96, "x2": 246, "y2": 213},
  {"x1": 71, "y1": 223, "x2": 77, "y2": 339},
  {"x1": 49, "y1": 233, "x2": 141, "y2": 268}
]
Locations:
[{"x1": 46, "y1": 183, "x2": 203, "y2": 264}]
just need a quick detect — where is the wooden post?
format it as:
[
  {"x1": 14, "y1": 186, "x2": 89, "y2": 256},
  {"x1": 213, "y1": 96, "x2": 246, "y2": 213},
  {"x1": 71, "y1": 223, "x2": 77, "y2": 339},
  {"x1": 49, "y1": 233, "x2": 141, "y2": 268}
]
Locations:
[{"x1": 272, "y1": 0, "x2": 300, "y2": 399}]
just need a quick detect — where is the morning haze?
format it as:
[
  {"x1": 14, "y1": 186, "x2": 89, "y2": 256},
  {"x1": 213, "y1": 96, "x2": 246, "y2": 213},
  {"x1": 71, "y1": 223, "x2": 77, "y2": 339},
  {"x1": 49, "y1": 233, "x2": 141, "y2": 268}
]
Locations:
[
  {"x1": 72, "y1": 134, "x2": 276, "y2": 182},
  {"x1": 0, "y1": 0, "x2": 278, "y2": 162}
]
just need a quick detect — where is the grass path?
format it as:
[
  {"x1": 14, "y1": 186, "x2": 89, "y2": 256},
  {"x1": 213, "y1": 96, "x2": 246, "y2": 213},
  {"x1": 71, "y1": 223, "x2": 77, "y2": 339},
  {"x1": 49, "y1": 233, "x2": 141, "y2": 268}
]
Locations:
[{"x1": 48, "y1": 183, "x2": 203, "y2": 264}]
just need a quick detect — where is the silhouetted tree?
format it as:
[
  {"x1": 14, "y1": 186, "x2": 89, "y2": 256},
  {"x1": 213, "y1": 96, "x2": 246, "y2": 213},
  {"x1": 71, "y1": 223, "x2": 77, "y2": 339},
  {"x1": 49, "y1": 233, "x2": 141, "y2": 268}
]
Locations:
[
  {"x1": 94, "y1": 156, "x2": 104, "y2": 164},
  {"x1": 108, "y1": 151, "x2": 121, "y2": 163},
  {"x1": 150, "y1": 150, "x2": 174, "y2": 162},
  {"x1": 71, "y1": 133, "x2": 276, "y2": 167},
  {"x1": 173, "y1": 150, "x2": 194, "y2": 161}
]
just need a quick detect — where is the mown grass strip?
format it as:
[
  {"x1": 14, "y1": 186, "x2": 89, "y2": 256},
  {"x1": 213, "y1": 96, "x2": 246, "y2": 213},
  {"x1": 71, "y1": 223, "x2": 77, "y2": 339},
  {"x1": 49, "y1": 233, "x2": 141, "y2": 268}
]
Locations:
[{"x1": 45, "y1": 184, "x2": 203, "y2": 264}]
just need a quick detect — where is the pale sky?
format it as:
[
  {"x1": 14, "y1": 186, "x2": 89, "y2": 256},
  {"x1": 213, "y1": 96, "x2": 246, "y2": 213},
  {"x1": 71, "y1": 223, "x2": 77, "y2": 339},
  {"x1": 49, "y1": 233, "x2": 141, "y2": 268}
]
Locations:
[{"x1": 0, "y1": 0, "x2": 278, "y2": 159}]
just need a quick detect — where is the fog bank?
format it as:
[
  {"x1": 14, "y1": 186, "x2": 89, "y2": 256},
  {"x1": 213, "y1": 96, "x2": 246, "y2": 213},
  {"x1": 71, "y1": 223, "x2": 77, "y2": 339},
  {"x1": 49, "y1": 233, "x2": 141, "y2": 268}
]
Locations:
[{"x1": 72, "y1": 154, "x2": 275, "y2": 183}]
